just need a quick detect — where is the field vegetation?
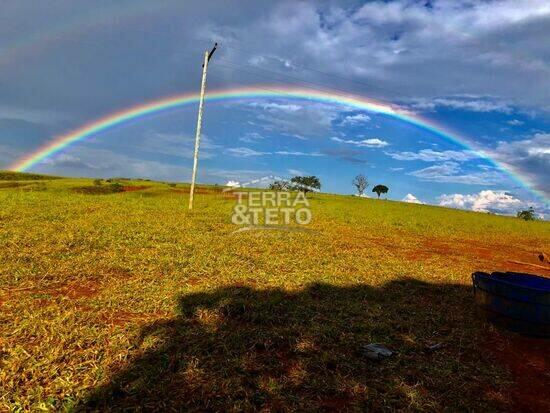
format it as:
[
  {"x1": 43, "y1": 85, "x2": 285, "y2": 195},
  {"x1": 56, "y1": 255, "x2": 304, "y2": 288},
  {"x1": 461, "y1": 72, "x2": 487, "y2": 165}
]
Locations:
[{"x1": 1, "y1": 173, "x2": 548, "y2": 411}]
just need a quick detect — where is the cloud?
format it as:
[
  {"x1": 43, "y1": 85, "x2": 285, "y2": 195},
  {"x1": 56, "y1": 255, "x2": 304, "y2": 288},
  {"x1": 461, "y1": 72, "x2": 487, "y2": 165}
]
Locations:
[
  {"x1": 226, "y1": 147, "x2": 269, "y2": 157},
  {"x1": 385, "y1": 149, "x2": 478, "y2": 162},
  {"x1": 438, "y1": 190, "x2": 525, "y2": 215},
  {"x1": 42, "y1": 154, "x2": 99, "y2": 170},
  {"x1": 507, "y1": 119, "x2": 524, "y2": 126},
  {"x1": 244, "y1": 100, "x2": 342, "y2": 138},
  {"x1": 0, "y1": 144, "x2": 22, "y2": 166},
  {"x1": 238, "y1": 132, "x2": 265, "y2": 143},
  {"x1": 287, "y1": 168, "x2": 305, "y2": 176},
  {"x1": 409, "y1": 162, "x2": 504, "y2": 185},
  {"x1": 225, "y1": 180, "x2": 241, "y2": 188},
  {"x1": 141, "y1": 132, "x2": 220, "y2": 159},
  {"x1": 3, "y1": 0, "x2": 550, "y2": 129},
  {"x1": 321, "y1": 147, "x2": 368, "y2": 164},
  {"x1": 405, "y1": 96, "x2": 514, "y2": 113},
  {"x1": 33, "y1": 148, "x2": 193, "y2": 181},
  {"x1": 485, "y1": 133, "x2": 550, "y2": 197},
  {"x1": 331, "y1": 136, "x2": 389, "y2": 148},
  {"x1": 248, "y1": 102, "x2": 302, "y2": 112},
  {"x1": 341, "y1": 113, "x2": 371, "y2": 125},
  {"x1": 2, "y1": 0, "x2": 549, "y2": 196},
  {"x1": 402, "y1": 193, "x2": 424, "y2": 204},
  {"x1": 227, "y1": 147, "x2": 324, "y2": 157},
  {"x1": 214, "y1": 0, "x2": 550, "y2": 112},
  {"x1": 205, "y1": 168, "x2": 275, "y2": 183},
  {"x1": 0, "y1": 105, "x2": 67, "y2": 124},
  {"x1": 275, "y1": 150, "x2": 324, "y2": 156}
]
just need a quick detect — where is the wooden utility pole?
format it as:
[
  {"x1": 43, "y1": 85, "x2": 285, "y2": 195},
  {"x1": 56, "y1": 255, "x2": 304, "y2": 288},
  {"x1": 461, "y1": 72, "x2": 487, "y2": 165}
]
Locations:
[{"x1": 189, "y1": 43, "x2": 217, "y2": 210}]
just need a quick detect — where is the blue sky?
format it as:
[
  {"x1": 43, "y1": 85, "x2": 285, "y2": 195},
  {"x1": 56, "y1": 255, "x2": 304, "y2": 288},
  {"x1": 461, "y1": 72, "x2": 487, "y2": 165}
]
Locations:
[{"x1": 0, "y1": 0, "x2": 549, "y2": 216}]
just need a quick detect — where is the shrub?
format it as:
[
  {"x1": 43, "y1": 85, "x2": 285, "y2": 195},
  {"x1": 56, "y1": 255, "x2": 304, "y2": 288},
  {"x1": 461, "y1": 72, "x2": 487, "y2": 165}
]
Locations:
[
  {"x1": 110, "y1": 183, "x2": 124, "y2": 193},
  {"x1": 517, "y1": 207, "x2": 536, "y2": 221},
  {"x1": 73, "y1": 182, "x2": 124, "y2": 195}
]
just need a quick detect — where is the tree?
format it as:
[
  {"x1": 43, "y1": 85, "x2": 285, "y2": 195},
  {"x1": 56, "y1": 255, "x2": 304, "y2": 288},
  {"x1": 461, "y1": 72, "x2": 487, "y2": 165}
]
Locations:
[
  {"x1": 268, "y1": 180, "x2": 291, "y2": 191},
  {"x1": 517, "y1": 207, "x2": 536, "y2": 221},
  {"x1": 372, "y1": 184, "x2": 389, "y2": 199},
  {"x1": 290, "y1": 176, "x2": 321, "y2": 194},
  {"x1": 352, "y1": 174, "x2": 368, "y2": 196}
]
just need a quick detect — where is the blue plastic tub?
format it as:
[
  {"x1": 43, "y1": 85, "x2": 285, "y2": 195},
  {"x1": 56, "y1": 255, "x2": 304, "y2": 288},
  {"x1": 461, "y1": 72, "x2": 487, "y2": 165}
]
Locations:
[{"x1": 472, "y1": 271, "x2": 550, "y2": 337}]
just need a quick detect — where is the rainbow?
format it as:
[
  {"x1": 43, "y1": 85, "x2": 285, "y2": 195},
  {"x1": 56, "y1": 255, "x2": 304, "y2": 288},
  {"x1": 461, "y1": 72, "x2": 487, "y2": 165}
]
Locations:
[{"x1": 9, "y1": 85, "x2": 545, "y2": 200}]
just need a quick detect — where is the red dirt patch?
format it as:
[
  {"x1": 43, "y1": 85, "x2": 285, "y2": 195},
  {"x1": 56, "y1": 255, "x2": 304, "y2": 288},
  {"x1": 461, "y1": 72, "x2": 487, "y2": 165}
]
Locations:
[
  {"x1": 402, "y1": 238, "x2": 550, "y2": 276},
  {"x1": 487, "y1": 329, "x2": 550, "y2": 413},
  {"x1": 50, "y1": 281, "x2": 101, "y2": 299},
  {"x1": 122, "y1": 185, "x2": 151, "y2": 192}
]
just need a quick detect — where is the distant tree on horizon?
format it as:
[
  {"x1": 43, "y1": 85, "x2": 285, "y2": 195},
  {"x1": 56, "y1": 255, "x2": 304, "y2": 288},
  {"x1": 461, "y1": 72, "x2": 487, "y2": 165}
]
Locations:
[
  {"x1": 269, "y1": 180, "x2": 291, "y2": 191},
  {"x1": 352, "y1": 174, "x2": 368, "y2": 196},
  {"x1": 290, "y1": 176, "x2": 321, "y2": 194},
  {"x1": 372, "y1": 184, "x2": 389, "y2": 199},
  {"x1": 517, "y1": 207, "x2": 536, "y2": 221}
]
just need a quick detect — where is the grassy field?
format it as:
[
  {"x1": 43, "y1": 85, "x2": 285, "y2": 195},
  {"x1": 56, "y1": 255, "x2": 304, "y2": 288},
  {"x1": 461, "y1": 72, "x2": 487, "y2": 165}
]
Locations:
[{"x1": 1, "y1": 173, "x2": 549, "y2": 411}]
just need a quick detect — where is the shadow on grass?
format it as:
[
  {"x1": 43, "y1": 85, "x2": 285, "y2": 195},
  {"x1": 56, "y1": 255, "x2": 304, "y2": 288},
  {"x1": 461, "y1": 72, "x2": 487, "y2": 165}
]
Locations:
[{"x1": 79, "y1": 279, "x2": 507, "y2": 411}]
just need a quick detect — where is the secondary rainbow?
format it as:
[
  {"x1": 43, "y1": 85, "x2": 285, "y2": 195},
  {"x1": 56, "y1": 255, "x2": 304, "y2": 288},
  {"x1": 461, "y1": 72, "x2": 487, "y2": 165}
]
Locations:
[{"x1": 9, "y1": 85, "x2": 545, "y2": 200}]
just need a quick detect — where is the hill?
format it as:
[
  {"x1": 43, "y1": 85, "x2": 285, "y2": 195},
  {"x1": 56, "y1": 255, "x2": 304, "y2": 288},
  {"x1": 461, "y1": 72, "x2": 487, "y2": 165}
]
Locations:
[
  {"x1": 0, "y1": 177, "x2": 548, "y2": 411},
  {"x1": 0, "y1": 170, "x2": 62, "y2": 181}
]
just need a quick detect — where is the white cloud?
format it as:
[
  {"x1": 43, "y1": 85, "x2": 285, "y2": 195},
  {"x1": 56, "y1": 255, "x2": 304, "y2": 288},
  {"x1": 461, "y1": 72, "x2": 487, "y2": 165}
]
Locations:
[
  {"x1": 341, "y1": 113, "x2": 371, "y2": 125},
  {"x1": 247, "y1": 100, "x2": 342, "y2": 138},
  {"x1": 227, "y1": 147, "x2": 324, "y2": 158},
  {"x1": 226, "y1": 147, "x2": 269, "y2": 157},
  {"x1": 287, "y1": 168, "x2": 305, "y2": 176},
  {"x1": 507, "y1": 119, "x2": 524, "y2": 126},
  {"x1": 225, "y1": 180, "x2": 241, "y2": 188},
  {"x1": 249, "y1": 102, "x2": 302, "y2": 112},
  {"x1": 402, "y1": 193, "x2": 424, "y2": 204},
  {"x1": 438, "y1": 190, "x2": 524, "y2": 214},
  {"x1": 239, "y1": 132, "x2": 265, "y2": 143},
  {"x1": 409, "y1": 162, "x2": 504, "y2": 185},
  {"x1": 386, "y1": 149, "x2": 478, "y2": 162},
  {"x1": 331, "y1": 136, "x2": 389, "y2": 148},
  {"x1": 275, "y1": 150, "x2": 324, "y2": 156},
  {"x1": 42, "y1": 154, "x2": 99, "y2": 170},
  {"x1": 405, "y1": 96, "x2": 513, "y2": 113}
]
